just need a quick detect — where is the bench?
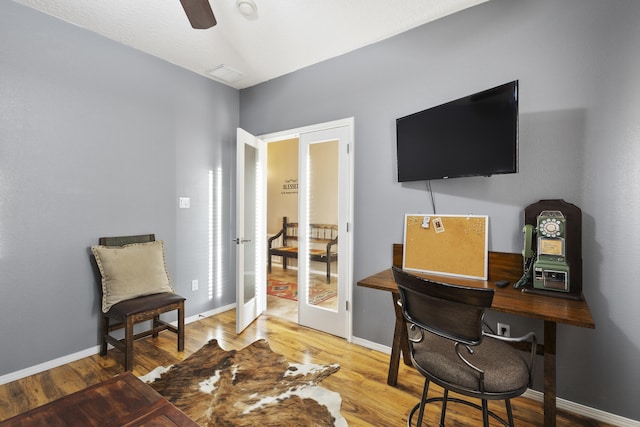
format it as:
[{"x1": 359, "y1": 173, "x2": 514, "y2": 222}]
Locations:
[{"x1": 268, "y1": 216, "x2": 338, "y2": 283}]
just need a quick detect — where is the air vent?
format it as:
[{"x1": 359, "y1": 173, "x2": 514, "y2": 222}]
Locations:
[{"x1": 206, "y1": 65, "x2": 246, "y2": 84}]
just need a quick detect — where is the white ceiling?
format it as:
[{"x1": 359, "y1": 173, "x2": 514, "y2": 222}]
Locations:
[{"x1": 13, "y1": 0, "x2": 488, "y2": 89}]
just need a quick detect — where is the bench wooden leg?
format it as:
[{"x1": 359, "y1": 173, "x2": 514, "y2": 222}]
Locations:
[{"x1": 326, "y1": 261, "x2": 331, "y2": 283}]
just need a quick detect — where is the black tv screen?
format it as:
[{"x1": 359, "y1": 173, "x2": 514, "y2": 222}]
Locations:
[{"x1": 396, "y1": 81, "x2": 518, "y2": 182}]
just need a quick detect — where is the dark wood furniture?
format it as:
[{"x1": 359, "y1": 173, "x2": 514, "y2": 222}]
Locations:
[
  {"x1": 268, "y1": 216, "x2": 338, "y2": 283},
  {"x1": 356, "y1": 244, "x2": 595, "y2": 427},
  {"x1": 0, "y1": 372, "x2": 198, "y2": 426},
  {"x1": 97, "y1": 234, "x2": 185, "y2": 371}
]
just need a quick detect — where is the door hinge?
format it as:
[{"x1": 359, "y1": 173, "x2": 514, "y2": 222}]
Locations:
[
  {"x1": 346, "y1": 222, "x2": 350, "y2": 232},
  {"x1": 346, "y1": 300, "x2": 349, "y2": 311},
  {"x1": 347, "y1": 143, "x2": 350, "y2": 154}
]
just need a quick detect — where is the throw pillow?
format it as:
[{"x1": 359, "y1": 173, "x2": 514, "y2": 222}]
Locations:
[{"x1": 92, "y1": 240, "x2": 174, "y2": 313}]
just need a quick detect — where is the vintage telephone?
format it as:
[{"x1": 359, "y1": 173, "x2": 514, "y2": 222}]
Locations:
[
  {"x1": 514, "y1": 200, "x2": 583, "y2": 298},
  {"x1": 519, "y1": 210, "x2": 570, "y2": 291}
]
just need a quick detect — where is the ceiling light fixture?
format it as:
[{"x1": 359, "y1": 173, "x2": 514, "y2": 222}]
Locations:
[{"x1": 236, "y1": 0, "x2": 257, "y2": 17}]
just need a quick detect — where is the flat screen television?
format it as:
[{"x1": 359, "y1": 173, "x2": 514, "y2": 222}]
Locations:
[{"x1": 396, "y1": 80, "x2": 518, "y2": 182}]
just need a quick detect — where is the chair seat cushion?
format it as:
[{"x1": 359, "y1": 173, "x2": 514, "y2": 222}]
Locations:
[
  {"x1": 106, "y1": 292, "x2": 186, "y2": 319},
  {"x1": 92, "y1": 241, "x2": 175, "y2": 313},
  {"x1": 412, "y1": 331, "x2": 531, "y2": 394}
]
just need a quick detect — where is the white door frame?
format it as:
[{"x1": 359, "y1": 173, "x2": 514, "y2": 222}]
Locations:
[{"x1": 261, "y1": 117, "x2": 354, "y2": 341}]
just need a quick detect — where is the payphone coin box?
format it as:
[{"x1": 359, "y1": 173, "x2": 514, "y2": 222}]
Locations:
[{"x1": 533, "y1": 211, "x2": 570, "y2": 292}]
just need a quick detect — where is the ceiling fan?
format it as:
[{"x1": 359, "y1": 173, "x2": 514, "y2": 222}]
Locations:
[{"x1": 179, "y1": 0, "x2": 217, "y2": 29}]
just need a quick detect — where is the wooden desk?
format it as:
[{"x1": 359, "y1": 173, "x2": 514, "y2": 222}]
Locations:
[
  {"x1": 0, "y1": 372, "x2": 198, "y2": 427},
  {"x1": 357, "y1": 247, "x2": 595, "y2": 427}
]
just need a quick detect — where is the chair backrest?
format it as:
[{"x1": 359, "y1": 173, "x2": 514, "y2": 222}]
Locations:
[
  {"x1": 99, "y1": 234, "x2": 155, "y2": 247},
  {"x1": 391, "y1": 266, "x2": 494, "y2": 346}
]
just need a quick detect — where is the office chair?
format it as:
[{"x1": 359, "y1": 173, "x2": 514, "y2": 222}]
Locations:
[
  {"x1": 91, "y1": 234, "x2": 185, "y2": 371},
  {"x1": 392, "y1": 266, "x2": 536, "y2": 427}
]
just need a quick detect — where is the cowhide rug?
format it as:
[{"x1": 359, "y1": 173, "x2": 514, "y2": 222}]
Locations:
[{"x1": 139, "y1": 339, "x2": 347, "y2": 427}]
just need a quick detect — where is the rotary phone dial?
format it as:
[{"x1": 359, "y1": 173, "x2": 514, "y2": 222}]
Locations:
[{"x1": 539, "y1": 216, "x2": 563, "y2": 238}]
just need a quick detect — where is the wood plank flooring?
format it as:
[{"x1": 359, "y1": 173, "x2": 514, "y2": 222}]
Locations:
[{"x1": 0, "y1": 308, "x2": 613, "y2": 426}]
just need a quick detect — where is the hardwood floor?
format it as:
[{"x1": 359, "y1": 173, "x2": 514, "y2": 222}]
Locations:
[{"x1": 0, "y1": 308, "x2": 613, "y2": 426}]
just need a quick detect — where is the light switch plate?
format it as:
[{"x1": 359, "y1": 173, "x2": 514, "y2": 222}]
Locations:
[{"x1": 179, "y1": 197, "x2": 190, "y2": 208}]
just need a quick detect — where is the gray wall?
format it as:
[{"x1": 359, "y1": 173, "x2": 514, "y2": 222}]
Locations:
[
  {"x1": 0, "y1": 2, "x2": 238, "y2": 374},
  {"x1": 240, "y1": 0, "x2": 640, "y2": 420}
]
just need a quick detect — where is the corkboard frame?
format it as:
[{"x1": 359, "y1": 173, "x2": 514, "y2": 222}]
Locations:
[{"x1": 402, "y1": 214, "x2": 489, "y2": 280}]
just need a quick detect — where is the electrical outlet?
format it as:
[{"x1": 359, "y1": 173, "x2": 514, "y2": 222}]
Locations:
[
  {"x1": 497, "y1": 322, "x2": 511, "y2": 337},
  {"x1": 191, "y1": 279, "x2": 198, "y2": 291}
]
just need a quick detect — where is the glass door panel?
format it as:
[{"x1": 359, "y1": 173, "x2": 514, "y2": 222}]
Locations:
[
  {"x1": 236, "y1": 128, "x2": 265, "y2": 334},
  {"x1": 304, "y1": 140, "x2": 338, "y2": 311},
  {"x1": 298, "y1": 124, "x2": 350, "y2": 338},
  {"x1": 243, "y1": 143, "x2": 257, "y2": 305}
]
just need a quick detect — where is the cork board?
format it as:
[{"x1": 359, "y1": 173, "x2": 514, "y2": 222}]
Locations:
[{"x1": 403, "y1": 214, "x2": 488, "y2": 280}]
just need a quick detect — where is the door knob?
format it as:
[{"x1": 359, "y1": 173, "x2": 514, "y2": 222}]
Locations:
[{"x1": 233, "y1": 238, "x2": 252, "y2": 244}]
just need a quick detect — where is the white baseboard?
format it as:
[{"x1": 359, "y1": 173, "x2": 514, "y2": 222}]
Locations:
[
  {"x1": 0, "y1": 345, "x2": 102, "y2": 386},
  {"x1": 183, "y1": 303, "x2": 235, "y2": 325},
  {"x1": 0, "y1": 304, "x2": 236, "y2": 386},
  {"x1": 521, "y1": 389, "x2": 640, "y2": 427},
  {"x1": 351, "y1": 336, "x2": 391, "y2": 355},
  {"x1": 352, "y1": 336, "x2": 639, "y2": 426}
]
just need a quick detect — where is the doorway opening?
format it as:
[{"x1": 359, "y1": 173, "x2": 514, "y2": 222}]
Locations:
[
  {"x1": 264, "y1": 137, "x2": 339, "y2": 323},
  {"x1": 236, "y1": 118, "x2": 353, "y2": 339}
]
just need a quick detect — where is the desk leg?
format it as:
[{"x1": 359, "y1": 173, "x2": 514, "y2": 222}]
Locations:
[
  {"x1": 544, "y1": 320, "x2": 557, "y2": 427},
  {"x1": 388, "y1": 292, "x2": 411, "y2": 386}
]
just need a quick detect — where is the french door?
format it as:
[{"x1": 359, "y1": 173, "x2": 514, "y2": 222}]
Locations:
[
  {"x1": 236, "y1": 119, "x2": 353, "y2": 339},
  {"x1": 235, "y1": 128, "x2": 266, "y2": 334},
  {"x1": 297, "y1": 125, "x2": 351, "y2": 338}
]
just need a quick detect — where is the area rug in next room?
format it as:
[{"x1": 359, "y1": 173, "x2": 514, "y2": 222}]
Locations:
[
  {"x1": 267, "y1": 279, "x2": 337, "y2": 305},
  {"x1": 139, "y1": 339, "x2": 346, "y2": 427}
]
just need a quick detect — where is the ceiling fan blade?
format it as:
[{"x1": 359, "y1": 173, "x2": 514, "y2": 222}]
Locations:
[{"x1": 179, "y1": 0, "x2": 217, "y2": 29}]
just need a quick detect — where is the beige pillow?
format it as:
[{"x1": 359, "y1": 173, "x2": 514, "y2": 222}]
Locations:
[{"x1": 92, "y1": 240, "x2": 174, "y2": 313}]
